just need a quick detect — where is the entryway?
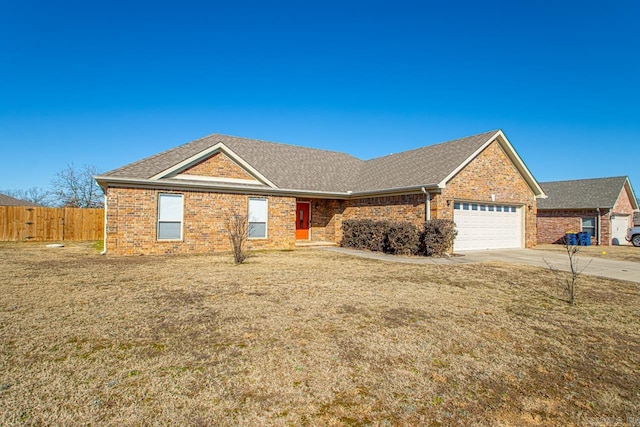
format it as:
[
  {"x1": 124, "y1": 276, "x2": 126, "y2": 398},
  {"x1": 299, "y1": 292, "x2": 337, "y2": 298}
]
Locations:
[{"x1": 296, "y1": 202, "x2": 310, "y2": 240}]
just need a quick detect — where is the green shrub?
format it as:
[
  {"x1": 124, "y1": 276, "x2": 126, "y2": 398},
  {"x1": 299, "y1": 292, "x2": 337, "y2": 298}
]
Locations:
[{"x1": 420, "y1": 219, "x2": 457, "y2": 256}]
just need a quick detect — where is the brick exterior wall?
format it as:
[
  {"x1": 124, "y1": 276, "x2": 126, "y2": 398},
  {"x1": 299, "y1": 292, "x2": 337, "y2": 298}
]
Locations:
[
  {"x1": 336, "y1": 195, "x2": 426, "y2": 244},
  {"x1": 105, "y1": 187, "x2": 295, "y2": 255},
  {"x1": 302, "y1": 198, "x2": 346, "y2": 242},
  {"x1": 306, "y1": 140, "x2": 538, "y2": 249},
  {"x1": 536, "y1": 209, "x2": 599, "y2": 244},
  {"x1": 106, "y1": 140, "x2": 541, "y2": 254},
  {"x1": 181, "y1": 152, "x2": 256, "y2": 180},
  {"x1": 537, "y1": 185, "x2": 636, "y2": 246},
  {"x1": 432, "y1": 141, "x2": 538, "y2": 248}
]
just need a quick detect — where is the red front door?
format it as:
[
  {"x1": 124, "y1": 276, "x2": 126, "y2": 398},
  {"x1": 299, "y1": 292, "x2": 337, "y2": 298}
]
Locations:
[{"x1": 296, "y1": 202, "x2": 310, "y2": 240}]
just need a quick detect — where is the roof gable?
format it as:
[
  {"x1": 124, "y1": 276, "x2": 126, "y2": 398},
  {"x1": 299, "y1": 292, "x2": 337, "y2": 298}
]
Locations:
[
  {"x1": 149, "y1": 142, "x2": 276, "y2": 187},
  {"x1": 179, "y1": 152, "x2": 256, "y2": 181},
  {"x1": 538, "y1": 176, "x2": 638, "y2": 210}
]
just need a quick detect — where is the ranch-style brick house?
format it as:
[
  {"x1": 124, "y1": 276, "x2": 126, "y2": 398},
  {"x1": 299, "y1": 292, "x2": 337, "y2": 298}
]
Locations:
[
  {"x1": 537, "y1": 176, "x2": 638, "y2": 246},
  {"x1": 95, "y1": 129, "x2": 546, "y2": 255}
]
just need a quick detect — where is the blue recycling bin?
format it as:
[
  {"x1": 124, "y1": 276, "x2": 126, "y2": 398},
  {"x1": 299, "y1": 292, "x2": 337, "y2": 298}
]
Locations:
[
  {"x1": 565, "y1": 233, "x2": 578, "y2": 246},
  {"x1": 577, "y1": 232, "x2": 591, "y2": 246}
]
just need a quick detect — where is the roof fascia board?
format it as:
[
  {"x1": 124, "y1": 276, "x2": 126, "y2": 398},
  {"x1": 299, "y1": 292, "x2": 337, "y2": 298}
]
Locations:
[
  {"x1": 94, "y1": 176, "x2": 442, "y2": 200},
  {"x1": 95, "y1": 176, "x2": 353, "y2": 199},
  {"x1": 350, "y1": 184, "x2": 441, "y2": 198},
  {"x1": 148, "y1": 142, "x2": 278, "y2": 188},
  {"x1": 438, "y1": 130, "x2": 546, "y2": 198}
]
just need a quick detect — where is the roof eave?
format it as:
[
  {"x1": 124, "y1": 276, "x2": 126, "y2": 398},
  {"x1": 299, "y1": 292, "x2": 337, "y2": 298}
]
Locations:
[
  {"x1": 94, "y1": 176, "x2": 443, "y2": 200},
  {"x1": 94, "y1": 176, "x2": 354, "y2": 199},
  {"x1": 349, "y1": 184, "x2": 441, "y2": 198}
]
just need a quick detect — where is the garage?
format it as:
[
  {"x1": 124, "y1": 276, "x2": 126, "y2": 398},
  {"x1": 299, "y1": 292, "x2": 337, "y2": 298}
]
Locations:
[{"x1": 453, "y1": 201, "x2": 523, "y2": 251}]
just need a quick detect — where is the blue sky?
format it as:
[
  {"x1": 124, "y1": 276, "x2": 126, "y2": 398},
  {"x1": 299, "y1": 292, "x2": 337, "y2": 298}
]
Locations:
[{"x1": 1, "y1": 0, "x2": 639, "y2": 194}]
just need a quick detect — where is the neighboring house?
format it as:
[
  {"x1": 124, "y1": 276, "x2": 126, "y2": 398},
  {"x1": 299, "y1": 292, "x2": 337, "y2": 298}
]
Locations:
[
  {"x1": 0, "y1": 193, "x2": 38, "y2": 207},
  {"x1": 537, "y1": 176, "x2": 639, "y2": 245},
  {"x1": 95, "y1": 129, "x2": 546, "y2": 255}
]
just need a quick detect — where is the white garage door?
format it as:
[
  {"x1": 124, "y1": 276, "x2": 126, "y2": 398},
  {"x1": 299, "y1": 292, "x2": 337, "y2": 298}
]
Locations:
[{"x1": 453, "y1": 202, "x2": 523, "y2": 251}]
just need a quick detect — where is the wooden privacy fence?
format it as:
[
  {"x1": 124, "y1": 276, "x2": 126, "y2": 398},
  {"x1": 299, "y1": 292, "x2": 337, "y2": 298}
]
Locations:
[{"x1": 0, "y1": 206, "x2": 104, "y2": 242}]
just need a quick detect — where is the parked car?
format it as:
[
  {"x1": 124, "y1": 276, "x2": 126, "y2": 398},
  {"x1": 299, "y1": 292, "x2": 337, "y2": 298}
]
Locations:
[{"x1": 626, "y1": 226, "x2": 640, "y2": 247}]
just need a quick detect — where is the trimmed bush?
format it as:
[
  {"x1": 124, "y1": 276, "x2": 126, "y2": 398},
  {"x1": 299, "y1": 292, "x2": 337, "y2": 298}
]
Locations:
[
  {"x1": 341, "y1": 219, "x2": 419, "y2": 255},
  {"x1": 341, "y1": 219, "x2": 387, "y2": 252},
  {"x1": 341, "y1": 218, "x2": 457, "y2": 257},
  {"x1": 420, "y1": 219, "x2": 457, "y2": 256},
  {"x1": 384, "y1": 221, "x2": 420, "y2": 255}
]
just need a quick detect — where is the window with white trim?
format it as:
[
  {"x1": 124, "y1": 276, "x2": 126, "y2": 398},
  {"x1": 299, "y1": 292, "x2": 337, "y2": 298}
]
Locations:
[
  {"x1": 157, "y1": 194, "x2": 183, "y2": 240},
  {"x1": 582, "y1": 217, "x2": 596, "y2": 237},
  {"x1": 248, "y1": 198, "x2": 268, "y2": 239}
]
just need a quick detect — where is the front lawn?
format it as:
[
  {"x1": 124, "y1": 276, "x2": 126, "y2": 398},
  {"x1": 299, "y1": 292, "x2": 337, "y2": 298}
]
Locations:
[{"x1": 1, "y1": 242, "x2": 638, "y2": 426}]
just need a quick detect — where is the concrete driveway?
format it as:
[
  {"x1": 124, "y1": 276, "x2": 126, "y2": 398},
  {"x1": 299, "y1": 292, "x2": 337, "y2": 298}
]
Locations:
[{"x1": 315, "y1": 247, "x2": 640, "y2": 284}]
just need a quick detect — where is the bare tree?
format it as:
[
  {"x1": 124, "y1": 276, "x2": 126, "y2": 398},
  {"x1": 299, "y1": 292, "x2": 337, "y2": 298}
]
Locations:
[
  {"x1": 1, "y1": 187, "x2": 55, "y2": 206},
  {"x1": 544, "y1": 238, "x2": 591, "y2": 305},
  {"x1": 51, "y1": 164, "x2": 104, "y2": 208},
  {"x1": 226, "y1": 212, "x2": 249, "y2": 264}
]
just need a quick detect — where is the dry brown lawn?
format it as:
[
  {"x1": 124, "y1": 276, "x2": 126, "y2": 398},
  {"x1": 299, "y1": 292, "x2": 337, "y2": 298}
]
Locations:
[
  {"x1": 536, "y1": 243, "x2": 640, "y2": 263},
  {"x1": 1, "y1": 242, "x2": 639, "y2": 426}
]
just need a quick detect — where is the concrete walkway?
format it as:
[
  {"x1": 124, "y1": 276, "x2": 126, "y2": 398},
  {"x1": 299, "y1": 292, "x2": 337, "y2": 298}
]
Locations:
[{"x1": 314, "y1": 246, "x2": 640, "y2": 284}]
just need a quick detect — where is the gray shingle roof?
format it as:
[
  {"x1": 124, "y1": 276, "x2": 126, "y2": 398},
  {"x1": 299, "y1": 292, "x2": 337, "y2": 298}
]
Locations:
[
  {"x1": 102, "y1": 134, "x2": 364, "y2": 192},
  {"x1": 99, "y1": 130, "x2": 504, "y2": 194},
  {"x1": 351, "y1": 131, "x2": 496, "y2": 192},
  {"x1": 0, "y1": 193, "x2": 38, "y2": 206},
  {"x1": 538, "y1": 176, "x2": 630, "y2": 210}
]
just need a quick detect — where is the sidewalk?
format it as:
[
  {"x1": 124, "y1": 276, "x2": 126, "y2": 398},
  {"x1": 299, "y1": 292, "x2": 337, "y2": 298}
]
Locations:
[{"x1": 313, "y1": 246, "x2": 640, "y2": 284}]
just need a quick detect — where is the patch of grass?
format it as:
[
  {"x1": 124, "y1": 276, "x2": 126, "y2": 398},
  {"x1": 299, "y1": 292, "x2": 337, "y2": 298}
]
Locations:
[
  {"x1": 91, "y1": 240, "x2": 104, "y2": 252},
  {"x1": 0, "y1": 242, "x2": 638, "y2": 425}
]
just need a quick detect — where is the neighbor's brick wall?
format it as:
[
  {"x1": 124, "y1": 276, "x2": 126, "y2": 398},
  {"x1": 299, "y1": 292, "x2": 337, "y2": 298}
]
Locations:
[
  {"x1": 536, "y1": 210, "x2": 599, "y2": 244},
  {"x1": 181, "y1": 152, "x2": 255, "y2": 180},
  {"x1": 537, "y1": 186, "x2": 636, "y2": 245},
  {"x1": 432, "y1": 140, "x2": 538, "y2": 248},
  {"x1": 106, "y1": 187, "x2": 295, "y2": 255}
]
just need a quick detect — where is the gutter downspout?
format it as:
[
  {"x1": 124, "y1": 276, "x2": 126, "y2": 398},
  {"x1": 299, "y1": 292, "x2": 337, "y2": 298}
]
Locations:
[
  {"x1": 596, "y1": 207, "x2": 601, "y2": 246},
  {"x1": 421, "y1": 187, "x2": 431, "y2": 221},
  {"x1": 101, "y1": 192, "x2": 107, "y2": 255}
]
